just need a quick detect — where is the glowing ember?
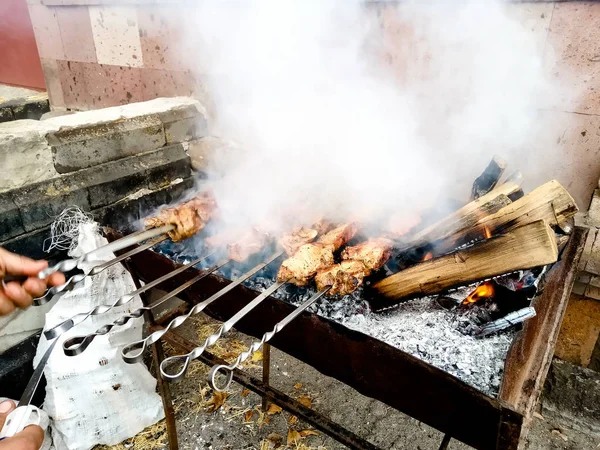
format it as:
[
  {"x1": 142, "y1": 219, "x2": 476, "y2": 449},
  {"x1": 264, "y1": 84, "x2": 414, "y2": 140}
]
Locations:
[
  {"x1": 423, "y1": 252, "x2": 433, "y2": 261},
  {"x1": 463, "y1": 281, "x2": 495, "y2": 305},
  {"x1": 484, "y1": 226, "x2": 492, "y2": 239}
]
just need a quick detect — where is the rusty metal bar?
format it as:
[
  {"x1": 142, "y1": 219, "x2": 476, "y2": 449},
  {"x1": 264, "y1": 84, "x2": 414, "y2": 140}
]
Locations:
[
  {"x1": 262, "y1": 343, "x2": 271, "y2": 412},
  {"x1": 151, "y1": 325, "x2": 381, "y2": 450}
]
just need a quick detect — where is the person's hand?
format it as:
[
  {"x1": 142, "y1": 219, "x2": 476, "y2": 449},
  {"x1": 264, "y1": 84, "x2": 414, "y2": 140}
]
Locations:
[
  {"x1": 0, "y1": 248, "x2": 66, "y2": 316},
  {"x1": 0, "y1": 400, "x2": 44, "y2": 450}
]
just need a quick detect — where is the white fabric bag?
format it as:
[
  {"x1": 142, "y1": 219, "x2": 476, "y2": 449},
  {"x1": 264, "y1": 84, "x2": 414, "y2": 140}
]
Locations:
[{"x1": 33, "y1": 223, "x2": 165, "y2": 450}]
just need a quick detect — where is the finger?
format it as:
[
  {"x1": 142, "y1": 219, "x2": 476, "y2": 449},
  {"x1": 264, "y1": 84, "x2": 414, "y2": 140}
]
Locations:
[
  {"x1": 46, "y1": 272, "x2": 66, "y2": 287},
  {"x1": 0, "y1": 249, "x2": 48, "y2": 278},
  {"x1": 22, "y1": 278, "x2": 47, "y2": 298},
  {"x1": 0, "y1": 399, "x2": 16, "y2": 430},
  {"x1": 0, "y1": 425, "x2": 44, "y2": 450},
  {"x1": 0, "y1": 293, "x2": 16, "y2": 316},
  {"x1": 2, "y1": 283, "x2": 33, "y2": 309}
]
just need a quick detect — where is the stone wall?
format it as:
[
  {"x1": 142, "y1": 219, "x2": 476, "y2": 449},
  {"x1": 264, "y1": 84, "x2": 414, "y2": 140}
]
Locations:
[{"x1": 0, "y1": 96, "x2": 209, "y2": 352}]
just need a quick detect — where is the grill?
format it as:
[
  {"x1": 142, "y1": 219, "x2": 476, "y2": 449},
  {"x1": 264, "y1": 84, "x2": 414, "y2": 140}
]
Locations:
[{"x1": 102, "y1": 225, "x2": 586, "y2": 450}]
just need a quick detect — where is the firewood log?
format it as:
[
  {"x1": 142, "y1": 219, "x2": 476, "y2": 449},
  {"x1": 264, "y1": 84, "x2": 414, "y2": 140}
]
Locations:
[
  {"x1": 371, "y1": 220, "x2": 558, "y2": 307},
  {"x1": 471, "y1": 156, "x2": 507, "y2": 200}
]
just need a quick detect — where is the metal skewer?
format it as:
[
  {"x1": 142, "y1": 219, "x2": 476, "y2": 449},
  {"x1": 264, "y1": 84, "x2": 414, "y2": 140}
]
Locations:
[
  {"x1": 159, "y1": 279, "x2": 288, "y2": 381},
  {"x1": 121, "y1": 251, "x2": 285, "y2": 365},
  {"x1": 62, "y1": 258, "x2": 229, "y2": 356},
  {"x1": 38, "y1": 225, "x2": 174, "y2": 279},
  {"x1": 32, "y1": 236, "x2": 168, "y2": 306},
  {"x1": 208, "y1": 287, "x2": 330, "y2": 392},
  {"x1": 44, "y1": 251, "x2": 216, "y2": 340}
]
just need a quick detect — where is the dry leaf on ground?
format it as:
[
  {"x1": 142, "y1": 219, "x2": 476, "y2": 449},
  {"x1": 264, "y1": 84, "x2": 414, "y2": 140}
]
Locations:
[
  {"x1": 206, "y1": 391, "x2": 228, "y2": 413},
  {"x1": 267, "y1": 403, "x2": 283, "y2": 415},
  {"x1": 297, "y1": 395, "x2": 312, "y2": 408},
  {"x1": 241, "y1": 388, "x2": 251, "y2": 397},
  {"x1": 294, "y1": 383, "x2": 303, "y2": 389},
  {"x1": 287, "y1": 428, "x2": 301, "y2": 446},
  {"x1": 288, "y1": 415, "x2": 298, "y2": 425},
  {"x1": 267, "y1": 433, "x2": 283, "y2": 448},
  {"x1": 244, "y1": 410, "x2": 254, "y2": 423},
  {"x1": 300, "y1": 430, "x2": 319, "y2": 438},
  {"x1": 251, "y1": 350, "x2": 263, "y2": 362},
  {"x1": 265, "y1": 416, "x2": 272, "y2": 424}
]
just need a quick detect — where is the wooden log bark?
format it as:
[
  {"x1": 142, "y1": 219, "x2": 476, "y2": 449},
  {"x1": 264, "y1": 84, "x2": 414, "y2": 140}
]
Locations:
[
  {"x1": 371, "y1": 220, "x2": 558, "y2": 306},
  {"x1": 401, "y1": 181, "x2": 521, "y2": 250},
  {"x1": 471, "y1": 156, "x2": 507, "y2": 200}
]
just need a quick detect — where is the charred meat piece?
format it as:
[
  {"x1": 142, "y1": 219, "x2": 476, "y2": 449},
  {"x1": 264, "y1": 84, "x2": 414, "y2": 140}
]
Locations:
[
  {"x1": 280, "y1": 227, "x2": 318, "y2": 256},
  {"x1": 277, "y1": 243, "x2": 334, "y2": 286},
  {"x1": 144, "y1": 192, "x2": 217, "y2": 242},
  {"x1": 228, "y1": 228, "x2": 272, "y2": 262},
  {"x1": 341, "y1": 238, "x2": 393, "y2": 272},
  {"x1": 315, "y1": 260, "x2": 368, "y2": 296},
  {"x1": 317, "y1": 223, "x2": 358, "y2": 251}
]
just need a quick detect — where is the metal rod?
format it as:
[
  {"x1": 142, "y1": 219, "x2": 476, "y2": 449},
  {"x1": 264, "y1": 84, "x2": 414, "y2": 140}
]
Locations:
[
  {"x1": 209, "y1": 288, "x2": 329, "y2": 392},
  {"x1": 61, "y1": 259, "x2": 228, "y2": 356},
  {"x1": 159, "y1": 280, "x2": 287, "y2": 380},
  {"x1": 39, "y1": 225, "x2": 173, "y2": 279},
  {"x1": 121, "y1": 251, "x2": 284, "y2": 365},
  {"x1": 44, "y1": 251, "x2": 215, "y2": 340},
  {"x1": 262, "y1": 343, "x2": 271, "y2": 412},
  {"x1": 153, "y1": 326, "x2": 381, "y2": 450},
  {"x1": 438, "y1": 434, "x2": 452, "y2": 450},
  {"x1": 32, "y1": 236, "x2": 167, "y2": 306}
]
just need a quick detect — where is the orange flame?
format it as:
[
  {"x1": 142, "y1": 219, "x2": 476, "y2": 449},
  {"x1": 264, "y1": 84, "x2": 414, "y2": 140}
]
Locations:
[
  {"x1": 484, "y1": 226, "x2": 492, "y2": 239},
  {"x1": 423, "y1": 252, "x2": 433, "y2": 261},
  {"x1": 462, "y1": 282, "x2": 495, "y2": 305}
]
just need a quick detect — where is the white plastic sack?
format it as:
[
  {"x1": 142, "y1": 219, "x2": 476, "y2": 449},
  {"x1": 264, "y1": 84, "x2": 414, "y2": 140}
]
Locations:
[{"x1": 34, "y1": 223, "x2": 164, "y2": 450}]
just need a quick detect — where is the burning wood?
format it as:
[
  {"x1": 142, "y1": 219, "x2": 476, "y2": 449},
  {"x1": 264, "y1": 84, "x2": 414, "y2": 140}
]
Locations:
[
  {"x1": 371, "y1": 220, "x2": 559, "y2": 308},
  {"x1": 462, "y1": 281, "x2": 495, "y2": 305},
  {"x1": 144, "y1": 191, "x2": 217, "y2": 242}
]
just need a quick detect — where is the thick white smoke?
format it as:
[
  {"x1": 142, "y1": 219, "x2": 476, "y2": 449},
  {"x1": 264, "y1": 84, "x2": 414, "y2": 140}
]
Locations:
[{"x1": 180, "y1": 0, "x2": 578, "y2": 234}]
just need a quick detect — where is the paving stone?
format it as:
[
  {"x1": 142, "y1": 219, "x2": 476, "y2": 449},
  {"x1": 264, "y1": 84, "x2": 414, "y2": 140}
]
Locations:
[
  {"x1": 48, "y1": 114, "x2": 166, "y2": 173},
  {"x1": 159, "y1": 103, "x2": 208, "y2": 145},
  {"x1": 588, "y1": 189, "x2": 600, "y2": 226},
  {"x1": 542, "y1": 359, "x2": 600, "y2": 434}
]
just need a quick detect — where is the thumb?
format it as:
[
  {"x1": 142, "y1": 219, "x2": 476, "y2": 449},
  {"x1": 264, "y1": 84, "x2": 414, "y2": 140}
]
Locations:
[
  {"x1": 0, "y1": 249, "x2": 47, "y2": 278},
  {"x1": 0, "y1": 399, "x2": 16, "y2": 430}
]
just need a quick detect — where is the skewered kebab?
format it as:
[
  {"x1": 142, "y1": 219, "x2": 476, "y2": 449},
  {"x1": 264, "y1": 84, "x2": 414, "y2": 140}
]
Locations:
[
  {"x1": 144, "y1": 191, "x2": 217, "y2": 242},
  {"x1": 38, "y1": 191, "x2": 218, "y2": 284},
  {"x1": 315, "y1": 237, "x2": 393, "y2": 296},
  {"x1": 277, "y1": 223, "x2": 358, "y2": 286}
]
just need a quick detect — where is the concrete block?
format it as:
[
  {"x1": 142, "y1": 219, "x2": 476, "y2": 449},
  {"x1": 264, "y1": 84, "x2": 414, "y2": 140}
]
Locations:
[
  {"x1": 143, "y1": 144, "x2": 191, "y2": 190},
  {"x1": 184, "y1": 136, "x2": 242, "y2": 174},
  {"x1": 584, "y1": 228, "x2": 600, "y2": 275},
  {"x1": 0, "y1": 193, "x2": 25, "y2": 242},
  {"x1": 542, "y1": 359, "x2": 600, "y2": 434},
  {"x1": 0, "y1": 120, "x2": 59, "y2": 192},
  {"x1": 572, "y1": 281, "x2": 587, "y2": 296},
  {"x1": 555, "y1": 294, "x2": 600, "y2": 367},
  {"x1": 0, "y1": 107, "x2": 13, "y2": 123},
  {"x1": 160, "y1": 103, "x2": 208, "y2": 145},
  {"x1": 12, "y1": 176, "x2": 91, "y2": 232},
  {"x1": 48, "y1": 115, "x2": 166, "y2": 173},
  {"x1": 579, "y1": 227, "x2": 597, "y2": 271}
]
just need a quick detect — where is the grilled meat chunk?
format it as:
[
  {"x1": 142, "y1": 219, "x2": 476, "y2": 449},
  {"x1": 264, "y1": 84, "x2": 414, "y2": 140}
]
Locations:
[
  {"x1": 317, "y1": 223, "x2": 358, "y2": 251},
  {"x1": 277, "y1": 243, "x2": 334, "y2": 286},
  {"x1": 341, "y1": 238, "x2": 393, "y2": 272},
  {"x1": 280, "y1": 227, "x2": 318, "y2": 256},
  {"x1": 227, "y1": 228, "x2": 272, "y2": 262},
  {"x1": 315, "y1": 260, "x2": 368, "y2": 296},
  {"x1": 144, "y1": 192, "x2": 217, "y2": 242}
]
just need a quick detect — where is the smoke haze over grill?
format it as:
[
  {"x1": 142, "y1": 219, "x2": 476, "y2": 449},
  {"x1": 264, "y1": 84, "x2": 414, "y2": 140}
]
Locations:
[{"x1": 180, "y1": 0, "x2": 578, "y2": 234}]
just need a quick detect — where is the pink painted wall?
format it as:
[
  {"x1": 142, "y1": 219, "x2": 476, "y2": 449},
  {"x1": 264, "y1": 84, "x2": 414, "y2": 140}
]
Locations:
[{"x1": 26, "y1": 1, "x2": 600, "y2": 209}]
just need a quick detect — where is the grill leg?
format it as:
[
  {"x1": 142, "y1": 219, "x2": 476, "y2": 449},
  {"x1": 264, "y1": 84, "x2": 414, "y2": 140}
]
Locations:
[
  {"x1": 438, "y1": 434, "x2": 451, "y2": 450},
  {"x1": 125, "y1": 261, "x2": 179, "y2": 450},
  {"x1": 262, "y1": 343, "x2": 271, "y2": 411}
]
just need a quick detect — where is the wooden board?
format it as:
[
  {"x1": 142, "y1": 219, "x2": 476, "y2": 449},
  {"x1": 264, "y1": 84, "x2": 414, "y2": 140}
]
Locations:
[{"x1": 372, "y1": 220, "x2": 558, "y2": 304}]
